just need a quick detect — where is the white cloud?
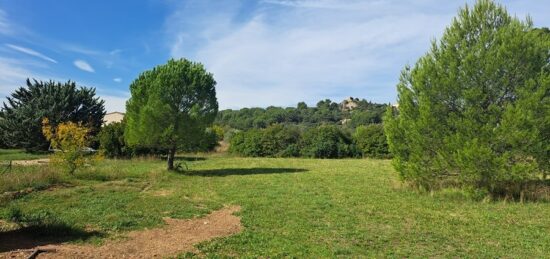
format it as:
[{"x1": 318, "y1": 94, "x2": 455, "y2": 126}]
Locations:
[
  {"x1": 167, "y1": 0, "x2": 452, "y2": 108},
  {"x1": 5, "y1": 44, "x2": 58, "y2": 63},
  {"x1": 0, "y1": 9, "x2": 9, "y2": 35},
  {"x1": 73, "y1": 60, "x2": 95, "y2": 73},
  {"x1": 0, "y1": 58, "x2": 33, "y2": 97},
  {"x1": 113, "y1": 78, "x2": 122, "y2": 83}
]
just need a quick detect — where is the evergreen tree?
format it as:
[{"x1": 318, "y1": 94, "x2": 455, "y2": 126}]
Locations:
[
  {"x1": 125, "y1": 59, "x2": 218, "y2": 170},
  {"x1": 384, "y1": 0, "x2": 549, "y2": 196},
  {"x1": 0, "y1": 79, "x2": 105, "y2": 151}
]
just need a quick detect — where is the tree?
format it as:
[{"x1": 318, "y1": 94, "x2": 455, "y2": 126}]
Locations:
[
  {"x1": 354, "y1": 124, "x2": 390, "y2": 158},
  {"x1": 0, "y1": 79, "x2": 105, "y2": 151},
  {"x1": 99, "y1": 121, "x2": 127, "y2": 158},
  {"x1": 300, "y1": 125, "x2": 355, "y2": 158},
  {"x1": 42, "y1": 118, "x2": 95, "y2": 174},
  {"x1": 125, "y1": 59, "x2": 218, "y2": 170},
  {"x1": 384, "y1": 0, "x2": 549, "y2": 196}
]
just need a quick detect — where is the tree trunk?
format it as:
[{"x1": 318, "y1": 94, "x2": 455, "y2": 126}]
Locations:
[{"x1": 167, "y1": 146, "x2": 176, "y2": 171}]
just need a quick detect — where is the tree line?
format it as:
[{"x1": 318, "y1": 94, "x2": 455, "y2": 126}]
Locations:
[
  {"x1": 215, "y1": 99, "x2": 388, "y2": 130},
  {"x1": 229, "y1": 123, "x2": 389, "y2": 159}
]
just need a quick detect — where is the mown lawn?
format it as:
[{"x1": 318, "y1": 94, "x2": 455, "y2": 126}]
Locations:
[
  {"x1": 0, "y1": 149, "x2": 49, "y2": 161},
  {"x1": 1, "y1": 156, "x2": 550, "y2": 257}
]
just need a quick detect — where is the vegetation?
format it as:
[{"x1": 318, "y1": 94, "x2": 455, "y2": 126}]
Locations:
[
  {"x1": 0, "y1": 79, "x2": 105, "y2": 152},
  {"x1": 300, "y1": 125, "x2": 356, "y2": 158},
  {"x1": 215, "y1": 99, "x2": 387, "y2": 130},
  {"x1": 1, "y1": 157, "x2": 550, "y2": 257},
  {"x1": 0, "y1": 149, "x2": 48, "y2": 161},
  {"x1": 42, "y1": 118, "x2": 97, "y2": 174},
  {"x1": 354, "y1": 124, "x2": 390, "y2": 158},
  {"x1": 229, "y1": 124, "x2": 362, "y2": 158},
  {"x1": 385, "y1": 0, "x2": 550, "y2": 197},
  {"x1": 125, "y1": 59, "x2": 218, "y2": 170},
  {"x1": 99, "y1": 122, "x2": 127, "y2": 158}
]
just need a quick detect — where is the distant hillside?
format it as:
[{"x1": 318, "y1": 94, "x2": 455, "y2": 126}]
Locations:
[{"x1": 215, "y1": 98, "x2": 388, "y2": 130}]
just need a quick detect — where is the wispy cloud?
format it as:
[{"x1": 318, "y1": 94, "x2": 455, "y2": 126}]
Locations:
[
  {"x1": 5, "y1": 44, "x2": 58, "y2": 63},
  {"x1": 0, "y1": 58, "x2": 33, "y2": 96},
  {"x1": 0, "y1": 9, "x2": 9, "y2": 35},
  {"x1": 73, "y1": 59, "x2": 95, "y2": 73},
  {"x1": 113, "y1": 78, "x2": 122, "y2": 83},
  {"x1": 167, "y1": 0, "x2": 453, "y2": 108}
]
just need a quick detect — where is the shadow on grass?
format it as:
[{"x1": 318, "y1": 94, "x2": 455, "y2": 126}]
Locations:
[
  {"x1": 174, "y1": 156, "x2": 207, "y2": 162},
  {"x1": 0, "y1": 224, "x2": 104, "y2": 252},
  {"x1": 183, "y1": 167, "x2": 308, "y2": 177}
]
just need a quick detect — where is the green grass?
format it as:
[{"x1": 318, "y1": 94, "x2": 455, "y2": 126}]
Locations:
[
  {"x1": 0, "y1": 149, "x2": 49, "y2": 161},
  {"x1": 1, "y1": 156, "x2": 550, "y2": 257}
]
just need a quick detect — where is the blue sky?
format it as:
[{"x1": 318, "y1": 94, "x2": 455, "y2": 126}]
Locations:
[{"x1": 0, "y1": 0, "x2": 548, "y2": 112}]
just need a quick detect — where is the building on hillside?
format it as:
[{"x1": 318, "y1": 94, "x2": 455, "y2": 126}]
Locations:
[
  {"x1": 103, "y1": 112, "x2": 125, "y2": 125},
  {"x1": 340, "y1": 97, "x2": 359, "y2": 111}
]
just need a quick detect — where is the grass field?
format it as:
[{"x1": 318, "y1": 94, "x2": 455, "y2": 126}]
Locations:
[
  {"x1": 0, "y1": 149, "x2": 49, "y2": 161},
  {"x1": 1, "y1": 156, "x2": 550, "y2": 257}
]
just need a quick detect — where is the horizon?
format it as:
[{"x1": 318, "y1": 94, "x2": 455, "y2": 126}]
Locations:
[{"x1": 0, "y1": 0, "x2": 549, "y2": 112}]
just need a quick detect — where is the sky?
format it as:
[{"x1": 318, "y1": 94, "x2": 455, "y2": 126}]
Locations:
[{"x1": 0, "y1": 0, "x2": 548, "y2": 112}]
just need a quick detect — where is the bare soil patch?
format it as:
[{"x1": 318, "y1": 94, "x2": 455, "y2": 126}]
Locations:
[
  {"x1": 1, "y1": 206, "x2": 242, "y2": 258},
  {"x1": 11, "y1": 159, "x2": 50, "y2": 166}
]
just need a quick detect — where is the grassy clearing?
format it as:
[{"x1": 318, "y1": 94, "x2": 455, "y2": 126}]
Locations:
[
  {"x1": 1, "y1": 156, "x2": 550, "y2": 257},
  {"x1": 0, "y1": 149, "x2": 49, "y2": 161}
]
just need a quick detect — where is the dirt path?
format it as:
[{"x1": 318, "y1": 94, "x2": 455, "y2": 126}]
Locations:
[
  {"x1": 1, "y1": 206, "x2": 242, "y2": 258},
  {"x1": 11, "y1": 158, "x2": 50, "y2": 166}
]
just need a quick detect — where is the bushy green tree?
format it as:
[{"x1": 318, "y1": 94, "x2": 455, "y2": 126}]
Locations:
[
  {"x1": 125, "y1": 59, "x2": 218, "y2": 170},
  {"x1": 300, "y1": 125, "x2": 355, "y2": 158},
  {"x1": 353, "y1": 124, "x2": 390, "y2": 158},
  {"x1": 0, "y1": 79, "x2": 105, "y2": 151},
  {"x1": 99, "y1": 122, "x2": 127, "y2": 158},
  {"x1": 229, "y1": 125, "x2": 301, "y2": 157},
  {"x1": 384, "y1": 0, "x2": 549, "y2": 196}
]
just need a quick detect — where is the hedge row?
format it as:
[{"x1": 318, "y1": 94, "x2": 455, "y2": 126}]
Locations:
[{"x1": 229, "y1": 124, "x2": 389, "y2": 159}]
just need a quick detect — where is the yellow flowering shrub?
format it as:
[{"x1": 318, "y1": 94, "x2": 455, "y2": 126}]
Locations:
[{"x1": 42, "y1": 118, "x2": 96, "y2": 174}]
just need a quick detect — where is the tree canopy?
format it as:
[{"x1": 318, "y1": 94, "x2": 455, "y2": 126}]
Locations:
[
  {"x1": 125, "y1": 59, "x2": 218, "y2": 170},
  {"x1": 384, "y1": 0, "x2": 550, "y2": 198},
  {"x1": 0, "y1": 79, "x2": 105, "y2": 151}
]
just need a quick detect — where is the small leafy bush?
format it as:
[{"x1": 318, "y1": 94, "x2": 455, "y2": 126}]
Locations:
[{"x1": 353, "y1": 124, "x2": 390, "y2": 158}]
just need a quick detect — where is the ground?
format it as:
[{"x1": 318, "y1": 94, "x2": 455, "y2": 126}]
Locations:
[
  {"x1": 1, "y1": 155, "x2": 550, "y2": 257},
  {"x1": 0, "y1": 149, "x2": 48, "y2": 161}
]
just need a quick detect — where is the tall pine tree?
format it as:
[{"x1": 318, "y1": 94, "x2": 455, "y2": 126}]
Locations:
[{"x1": 384, "y1": 0, "x2": 549, "y2": 196}]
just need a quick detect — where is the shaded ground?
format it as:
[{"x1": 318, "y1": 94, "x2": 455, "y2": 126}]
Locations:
[{"x1": 0, "y1": 206, "x2": 242, "y2": 258}]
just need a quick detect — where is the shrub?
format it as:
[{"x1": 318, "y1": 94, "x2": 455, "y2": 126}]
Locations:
[
  {"x1": 384, "y1": 0, "x2": 550, "y2": 197},
  {"x1": 229, "y1": 125, "x2": 301, "y2": 157},
  {"x1": 300, "y1": 125, "x2": 354, "y2": 158},
  {"x1": 353, "y1": 124, "x2": 390, "y2": 158},
  {"x1": 42, "y1": 118, "x2": 97, "y2": 174},
  {"x1": 99, "y1": 122, "x2": 127, "y2": 158}
]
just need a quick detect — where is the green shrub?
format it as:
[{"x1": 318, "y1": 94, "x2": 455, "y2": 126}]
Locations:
[
  {"x1": 99, "y1": 122, "x2": 127, "y2": 158},
  {"x1": 384, "y1": 0, "x2": 550, "y2": 197},
  {"x1": 353, "y1": 124, "x2": 390, "y2": 158},
  {"x1": 300, "y1": 125, "x2": 355, "y2": 158},
  {"x1": 229, "y1": 125, "x2": 301, "y2": 157}
]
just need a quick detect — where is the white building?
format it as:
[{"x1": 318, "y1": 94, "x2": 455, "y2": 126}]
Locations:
[{"x1": 103, "y1": 112, "x2": 125, "y2": 125}]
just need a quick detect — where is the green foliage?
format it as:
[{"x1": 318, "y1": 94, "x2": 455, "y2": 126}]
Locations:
[
  {"x1": 229, "y1": 125, "x2": 301, "y2": 157},
  {"x1": 384, "y1": 0, "x2": 550, "y2": 196},
  {"x1": 300, "y1": 125, "x2": 356, "y2": 158},
  {"x1": 99, "y1": 122, "x2": 127, "y2": 158},
  {"x1": 0, "y1": 79, "x2": 105, "y2": 152},
  {"x1": 125, "y1": 59, "x2": 218, "y2": 170},
  {"x1": 215, "y1": 99, "x2": 387, "y2": 130},
  {"x1": 353, "y1": 124, "x2": 390, "y2": 158}
]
